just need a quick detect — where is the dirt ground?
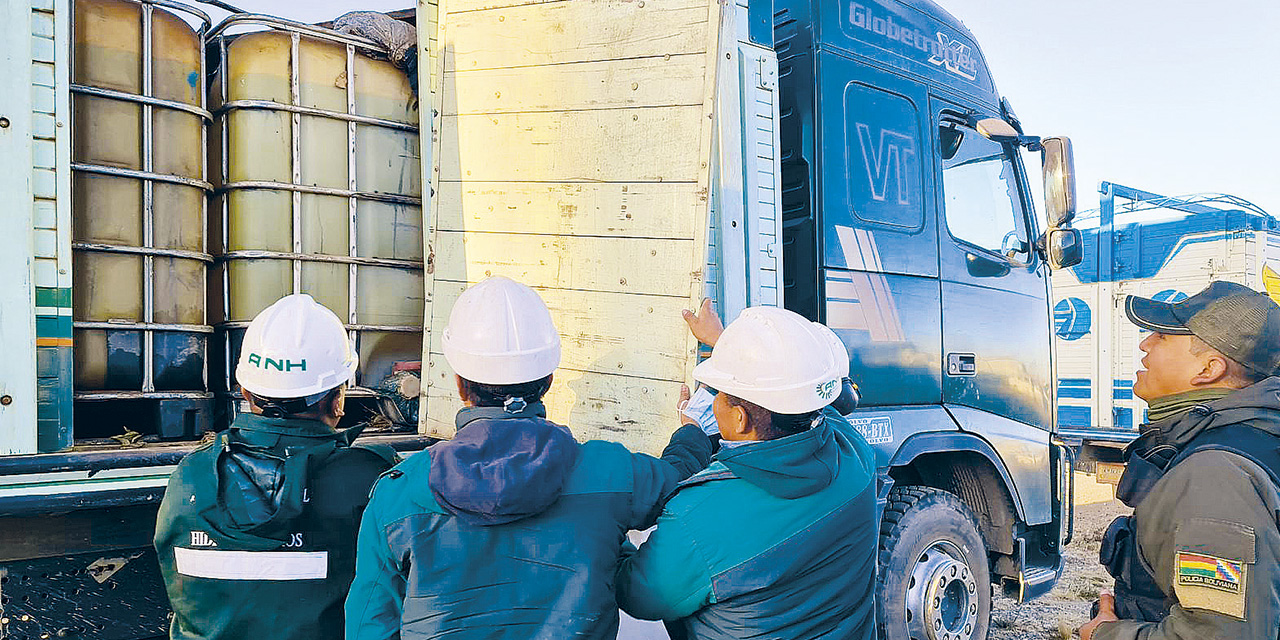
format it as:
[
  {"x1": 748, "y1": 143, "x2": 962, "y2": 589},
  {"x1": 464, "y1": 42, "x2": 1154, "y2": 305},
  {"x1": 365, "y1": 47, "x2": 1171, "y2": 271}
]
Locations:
[{"x1": 988, "y1": 494, "x2": 1130, "y2": 640}]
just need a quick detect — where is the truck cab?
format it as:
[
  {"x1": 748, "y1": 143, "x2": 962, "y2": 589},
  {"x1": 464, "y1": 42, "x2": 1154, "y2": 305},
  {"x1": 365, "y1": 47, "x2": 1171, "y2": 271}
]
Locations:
[{"x1": 750, "y1": 0, "x2": 1082, "y2": 636}]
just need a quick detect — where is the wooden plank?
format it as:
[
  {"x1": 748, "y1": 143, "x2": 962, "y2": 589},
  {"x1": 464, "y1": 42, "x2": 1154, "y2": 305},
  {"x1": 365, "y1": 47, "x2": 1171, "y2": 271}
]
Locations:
[
  {"x1": 1, "y1": 0, "x2": 38, "y2": 455},
  {"x1": 433, "y1": 231, "x2": 700, "y2": 298},
  {"x1": 444, "y1": 0, "x2": 710, "y2": 72},
  {"x1": 421, "y1": 0, "x2": 724, "y2": 452},
  {"x1": 439, "y1": 107, "x2": 706, "y2": 183},
  {"x1": 435, "y1": 181, "x2": 702, "y2": 238},
  {"x1": 446, "y1": 0, "x2": 566, "y2": 13},
  {"x1": 53, "y1": 0, "x2": 72, "y2": 292},
  {"x1": 424, "y1": 351, "x2": 684, "y2": 456},
  {"x1": 445, "y1": 54, "x2": 707, "y2": 115},
  {"x1": 430, "y1": 281, "x2": 692, "y2": 380},
  {"x1": 417, "y1": 0, "x2": 444, "y2": 435}
]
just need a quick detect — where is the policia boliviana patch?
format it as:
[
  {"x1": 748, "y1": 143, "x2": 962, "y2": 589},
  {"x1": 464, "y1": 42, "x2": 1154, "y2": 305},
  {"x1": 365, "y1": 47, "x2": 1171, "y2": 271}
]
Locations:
[
  {"x1": 1177, "y1": 552, "x2": 1243, "y2": 592},
  {"x1": 1174, "y1": 551, "x2": 1248, "y2": 619},
  {"x1": 1172, "y1": 517, "x2": 1257, "y2": 621}
]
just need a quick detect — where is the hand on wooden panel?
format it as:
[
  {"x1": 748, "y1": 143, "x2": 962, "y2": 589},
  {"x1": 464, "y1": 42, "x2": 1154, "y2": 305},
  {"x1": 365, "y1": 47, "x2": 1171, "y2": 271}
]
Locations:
[{"x1": 682, "y1": 298, "x2": 723, "y2": 348}]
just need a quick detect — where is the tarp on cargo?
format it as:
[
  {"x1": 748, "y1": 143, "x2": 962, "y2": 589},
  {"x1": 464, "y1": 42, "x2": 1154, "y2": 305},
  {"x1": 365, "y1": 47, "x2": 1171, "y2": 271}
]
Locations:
[{"x1": 334, "y1": 11, "x2": 418, "y2": 95}]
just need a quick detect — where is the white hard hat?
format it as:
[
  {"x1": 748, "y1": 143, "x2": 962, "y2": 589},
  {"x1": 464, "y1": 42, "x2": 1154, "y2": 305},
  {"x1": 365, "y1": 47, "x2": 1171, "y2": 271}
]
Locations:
[
  {"x1": 693, "y1": 306, "x2": 848, "y2": 414},
  {"x1": 236, "y1": 294, "x2": 358, "y2": 399},
  {"x1": 442, "y1": 276, "x2": 561, "y2": 385}
]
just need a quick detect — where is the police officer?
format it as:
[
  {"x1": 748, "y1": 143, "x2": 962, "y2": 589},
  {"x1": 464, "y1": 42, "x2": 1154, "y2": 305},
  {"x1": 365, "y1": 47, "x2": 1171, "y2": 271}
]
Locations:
[
  {"x1": 1079, "y1": 281, "x2": 1280, "y2": 640},
  {"x1": 345, "y1": 276, "x2": 714, "y2": 639},
  {"x1": 616, "y1": 304, "x2": 878, "y2": 639},
  {"x1": 154, "y1": 294, "x2": 397, "y2": 640}
]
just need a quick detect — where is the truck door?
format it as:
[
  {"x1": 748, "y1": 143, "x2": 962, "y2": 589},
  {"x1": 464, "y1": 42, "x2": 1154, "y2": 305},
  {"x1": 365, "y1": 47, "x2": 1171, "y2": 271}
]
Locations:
[
  {"x1": 932, "y1": 100, "x2": 1051, "y2": 429},
  {"x1": 815, "y1": 55, "x2": 942, "y2": 407}
]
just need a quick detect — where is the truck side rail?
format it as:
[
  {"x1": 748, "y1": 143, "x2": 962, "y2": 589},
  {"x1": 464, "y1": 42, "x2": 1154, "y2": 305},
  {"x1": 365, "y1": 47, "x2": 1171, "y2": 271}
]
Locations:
[{"x1": 0, "y1": 434, "x2": 432, "y2": 517}]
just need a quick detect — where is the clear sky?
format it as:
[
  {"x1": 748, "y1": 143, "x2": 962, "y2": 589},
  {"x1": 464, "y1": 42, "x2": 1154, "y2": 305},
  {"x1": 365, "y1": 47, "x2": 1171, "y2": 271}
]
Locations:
[
  {"x1": 221, "y1": 0, "x2": 1278, "y2": 215},
  {"x1": 944, "y1": 0, "x2": 1279, "y2": 216}
]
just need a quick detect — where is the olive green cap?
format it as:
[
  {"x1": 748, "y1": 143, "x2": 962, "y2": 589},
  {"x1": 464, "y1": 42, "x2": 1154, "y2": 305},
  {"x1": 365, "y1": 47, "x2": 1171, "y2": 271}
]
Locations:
[{"x1": 1125, "y1": 280, "x2": 1280, "y2": 377}]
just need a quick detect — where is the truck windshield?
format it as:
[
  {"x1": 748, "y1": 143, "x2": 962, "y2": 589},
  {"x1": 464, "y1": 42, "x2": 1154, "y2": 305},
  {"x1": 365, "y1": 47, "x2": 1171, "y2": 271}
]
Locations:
[
  {"x1": 941, "y1": 126, "x2": 1027, "y2": 258},
  {"x1": 1018, "y1": 146, "x2": 1046, "y2": 235}
]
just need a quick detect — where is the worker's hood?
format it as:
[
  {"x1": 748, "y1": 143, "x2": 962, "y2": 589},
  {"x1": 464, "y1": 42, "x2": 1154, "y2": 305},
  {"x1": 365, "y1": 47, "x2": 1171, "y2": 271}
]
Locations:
[
  {"x1": 429, "y1": 403, "x2": 579, "y2": 526},
  {"x1": 714, "y1": 417, "x2": 843, "y2": 499}
]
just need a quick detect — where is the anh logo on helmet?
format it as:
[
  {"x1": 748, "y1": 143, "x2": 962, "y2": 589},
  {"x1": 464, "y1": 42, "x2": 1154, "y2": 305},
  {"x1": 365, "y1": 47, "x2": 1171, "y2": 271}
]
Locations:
[
  {"x1": 246, "y1": 352, "x2": 307, "y2": 372},
  {"x1": 815, "y1": 379, "x2": 837, "y2": 400}
]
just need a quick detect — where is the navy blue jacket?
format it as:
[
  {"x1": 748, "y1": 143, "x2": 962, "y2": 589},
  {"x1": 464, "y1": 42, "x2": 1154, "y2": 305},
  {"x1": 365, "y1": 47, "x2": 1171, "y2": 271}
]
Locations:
[
  {"x1": 345, "y1": 402, "x2": 713, "y2": 639},
  {"x1": 617, "y1": 409, "x2": 878, "y2": 639}
]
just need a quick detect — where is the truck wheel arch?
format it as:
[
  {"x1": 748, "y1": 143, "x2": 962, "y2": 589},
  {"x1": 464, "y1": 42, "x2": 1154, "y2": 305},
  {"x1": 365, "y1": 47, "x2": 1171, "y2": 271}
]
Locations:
[{"x1": 885, "y1": 432, "x2": 1021, "y2": 557}]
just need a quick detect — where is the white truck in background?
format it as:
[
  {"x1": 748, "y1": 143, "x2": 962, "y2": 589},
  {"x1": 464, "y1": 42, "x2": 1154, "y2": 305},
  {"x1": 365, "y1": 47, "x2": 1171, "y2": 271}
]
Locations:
[{"x1": 1051, "y1": 181, "x2": 1278, "y2": 470}]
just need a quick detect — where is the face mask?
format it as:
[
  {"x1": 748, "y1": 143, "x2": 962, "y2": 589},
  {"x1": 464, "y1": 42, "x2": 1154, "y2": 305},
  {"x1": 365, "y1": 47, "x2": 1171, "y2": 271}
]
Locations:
[{"x1": 681, "y1": 387, "x2": 719, "y2": 437}]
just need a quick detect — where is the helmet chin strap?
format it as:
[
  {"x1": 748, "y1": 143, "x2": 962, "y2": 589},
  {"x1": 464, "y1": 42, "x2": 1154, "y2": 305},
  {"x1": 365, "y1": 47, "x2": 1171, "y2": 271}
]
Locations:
[{"x1": 252, "y1": 387, "x2": 336, "y2": 418}]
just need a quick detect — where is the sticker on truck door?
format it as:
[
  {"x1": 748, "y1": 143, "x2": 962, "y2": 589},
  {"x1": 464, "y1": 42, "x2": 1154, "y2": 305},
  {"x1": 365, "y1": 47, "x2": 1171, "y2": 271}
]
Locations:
[{"x1": 850, "y1": 416, "x2": 893, "y2": 445}]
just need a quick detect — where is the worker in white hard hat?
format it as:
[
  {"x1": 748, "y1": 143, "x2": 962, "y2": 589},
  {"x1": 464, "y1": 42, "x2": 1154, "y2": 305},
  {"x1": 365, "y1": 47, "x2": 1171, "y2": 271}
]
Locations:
[
  {"x1": 154, "y1": 294, "x2": 399, "y2": 640},
  {"x1": 616, "y1": 302, "x2": 878, "y2": 640},
  {"x1": 345, "y1": 276, "x2": 715, "y2": 640}
]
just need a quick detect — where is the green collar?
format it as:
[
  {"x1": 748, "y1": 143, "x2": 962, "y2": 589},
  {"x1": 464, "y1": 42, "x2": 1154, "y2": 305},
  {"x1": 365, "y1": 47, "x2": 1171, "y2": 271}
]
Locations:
[
  {"x1": 232, "y1": 412, "x2": 342, "y2": 438},
  {"x1": 1145, "y1": 388, "x2": 1234, "y2": 423},
  {"x1": 455, "y1": 402, "x2": 548, "y2": 430}
]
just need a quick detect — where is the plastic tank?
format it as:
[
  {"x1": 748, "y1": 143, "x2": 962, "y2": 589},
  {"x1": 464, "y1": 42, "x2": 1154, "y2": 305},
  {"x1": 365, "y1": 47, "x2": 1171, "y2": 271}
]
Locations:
[
  {"x1": 70, "y1": 0, "x2": 213, "y2": 438},
  {"x1": 208, "y1": 16, "x2": 424, "y2": 410}
]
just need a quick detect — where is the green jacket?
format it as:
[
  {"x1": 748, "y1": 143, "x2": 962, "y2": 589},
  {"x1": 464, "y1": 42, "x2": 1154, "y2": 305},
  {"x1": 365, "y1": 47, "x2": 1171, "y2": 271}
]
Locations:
[
  {"x1": 1097, "y1": 378, "x2": 1280, "y2": 640},
  {"x1": 616, "y1": 409, "x2": 878, "y2": 639},
  {"x1": 154, "y1": 413, "x2": 396, "y2": 640}
]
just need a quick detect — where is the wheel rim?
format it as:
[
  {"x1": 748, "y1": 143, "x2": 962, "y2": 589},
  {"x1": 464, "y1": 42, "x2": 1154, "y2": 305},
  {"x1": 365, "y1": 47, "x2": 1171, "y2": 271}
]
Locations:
[{"x1": 903, "y1": 540, "x2": 979, "y2": 640}]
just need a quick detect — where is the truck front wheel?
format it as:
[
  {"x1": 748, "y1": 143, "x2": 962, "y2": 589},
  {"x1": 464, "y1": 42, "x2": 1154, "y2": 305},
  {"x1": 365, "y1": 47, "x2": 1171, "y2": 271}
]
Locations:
[{"x1": 877, "y1": 486, "x2": 991, "y2": 640}]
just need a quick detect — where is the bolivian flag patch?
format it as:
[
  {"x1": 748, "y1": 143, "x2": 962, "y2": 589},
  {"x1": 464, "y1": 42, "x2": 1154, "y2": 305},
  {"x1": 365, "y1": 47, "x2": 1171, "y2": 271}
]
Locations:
[{"x1": 1177, "y1": 552, "x2": 1243, "y2": 593}]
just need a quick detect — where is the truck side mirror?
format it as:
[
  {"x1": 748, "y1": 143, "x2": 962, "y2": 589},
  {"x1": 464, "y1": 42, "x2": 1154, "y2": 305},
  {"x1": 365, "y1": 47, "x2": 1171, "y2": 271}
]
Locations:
[
  {"x1": 1045, "y1": 227, "x2": 1083, "y2": 270},
  {"x1": 1042, "y1": 137, "x2": 1076, "y2": 228}
]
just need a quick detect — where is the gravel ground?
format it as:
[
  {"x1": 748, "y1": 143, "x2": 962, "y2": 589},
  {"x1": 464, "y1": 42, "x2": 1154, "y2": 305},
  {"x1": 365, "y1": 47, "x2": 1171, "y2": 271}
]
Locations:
[{"x1": 988, "y1": 499, "x2": 1131, "y2": 640}]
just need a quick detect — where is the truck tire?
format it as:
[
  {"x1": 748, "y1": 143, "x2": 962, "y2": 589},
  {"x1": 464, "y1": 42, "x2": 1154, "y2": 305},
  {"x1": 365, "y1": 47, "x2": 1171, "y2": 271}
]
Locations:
[{"x1": 877, "y1": 486, "x2": 990, "y2": 640}]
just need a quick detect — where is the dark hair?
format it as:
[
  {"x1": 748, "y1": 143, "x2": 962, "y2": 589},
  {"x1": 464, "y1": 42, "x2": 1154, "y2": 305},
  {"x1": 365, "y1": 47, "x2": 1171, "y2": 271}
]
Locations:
[
  {"x1": 1188, "y1": 337, "x2": 1270, "y2": 386},
  {"x1": 250, "y1": 386, "x2": 342, "y2": 419},
  {"x1": 459, "y1": 374, "x2": 553, "y2": 408},
  {"x1": 721, "y1": 393, "x2": 820, "y2": 441}
]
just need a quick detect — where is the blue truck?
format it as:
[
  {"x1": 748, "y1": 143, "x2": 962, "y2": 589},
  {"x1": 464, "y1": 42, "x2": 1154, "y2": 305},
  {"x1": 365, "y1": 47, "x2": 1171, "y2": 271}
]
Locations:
[
  {"x1": 1, "y1": 1, "x2": 1083, "y2": 639},
  {"x1": 768, "y1": 2, "x2": 1080, "y2": 637}
]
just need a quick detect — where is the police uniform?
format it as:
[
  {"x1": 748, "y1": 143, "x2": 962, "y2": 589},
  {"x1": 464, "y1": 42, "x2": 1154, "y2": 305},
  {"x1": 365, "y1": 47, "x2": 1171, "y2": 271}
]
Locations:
[
  {"x1": 154, "y1": 413, "x2": 396, "y2": 640},
  {"x1": 1096, "y1": 282, "x2": 1280, "y2": 639}
]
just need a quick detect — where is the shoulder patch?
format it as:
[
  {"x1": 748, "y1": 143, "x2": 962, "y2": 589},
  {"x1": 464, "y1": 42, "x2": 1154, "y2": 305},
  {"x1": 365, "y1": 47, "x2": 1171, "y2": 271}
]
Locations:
[
  {"x1": 1175, "y1": 551, "x2": 1248, "y2": 620},
  {"x1": 1173, "y1": 517, "x2": 1256, "y2": 621},
  {"x1": 1177, "y1": 552, "x2": 1243, "y2": 593}
]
